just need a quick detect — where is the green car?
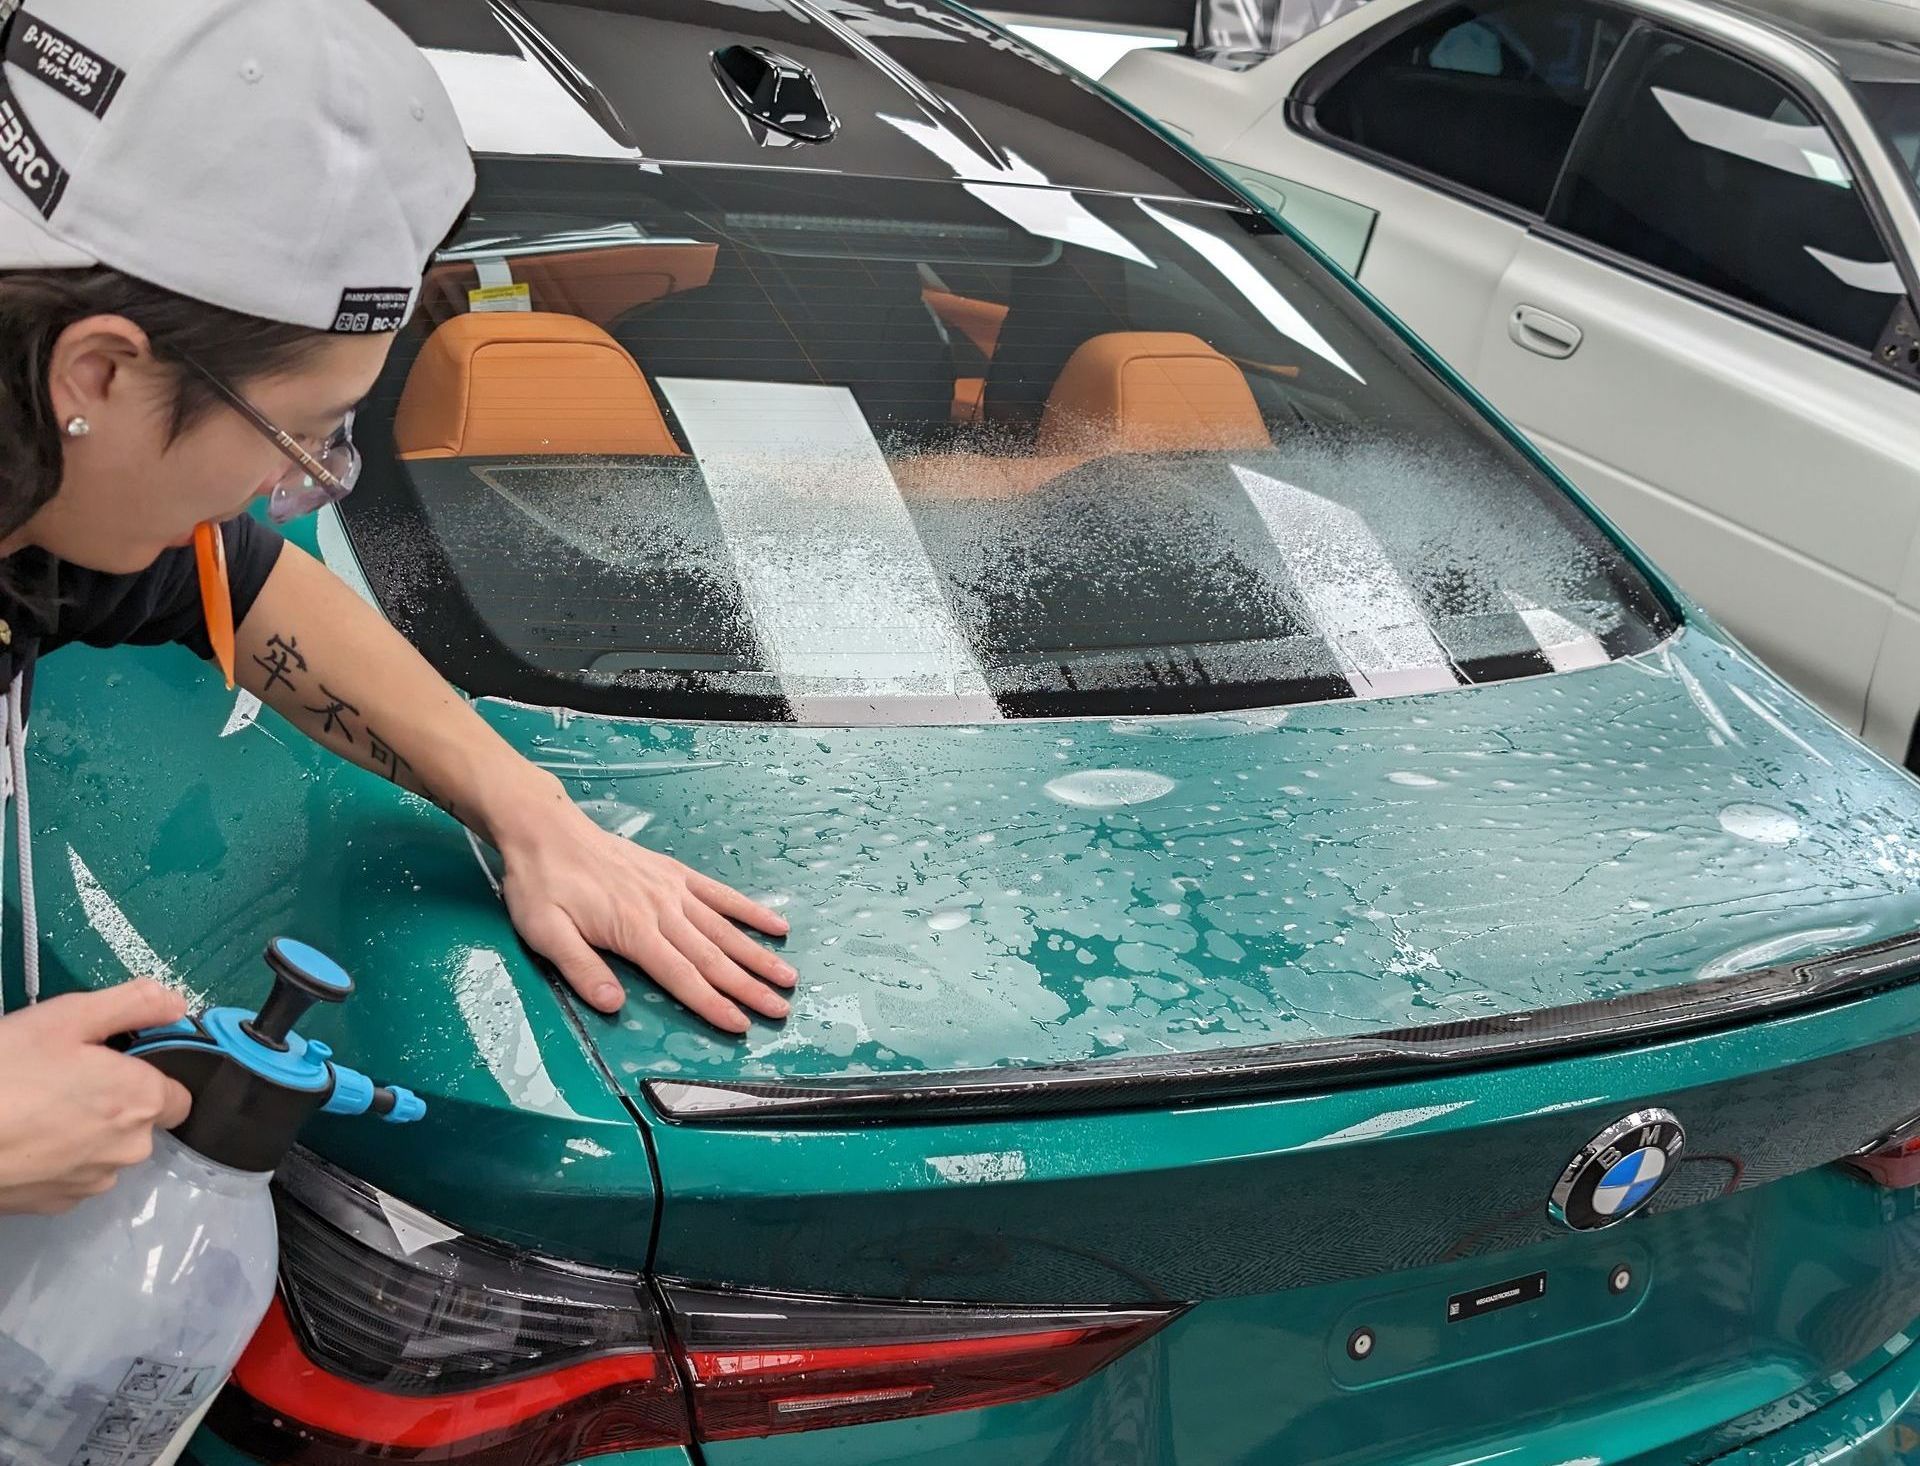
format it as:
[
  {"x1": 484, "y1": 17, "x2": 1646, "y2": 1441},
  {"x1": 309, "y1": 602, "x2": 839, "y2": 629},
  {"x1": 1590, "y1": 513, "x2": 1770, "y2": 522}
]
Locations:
[{"x1": 22, "y1": 0, "x2": 1920, "y2": 1462}]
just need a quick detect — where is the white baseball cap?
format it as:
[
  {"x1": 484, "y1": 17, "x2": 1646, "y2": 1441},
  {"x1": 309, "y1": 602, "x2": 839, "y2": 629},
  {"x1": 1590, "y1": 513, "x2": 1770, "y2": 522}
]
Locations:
[{"x1": 0, "y1": 0, "x2": 474, "y2": 332}]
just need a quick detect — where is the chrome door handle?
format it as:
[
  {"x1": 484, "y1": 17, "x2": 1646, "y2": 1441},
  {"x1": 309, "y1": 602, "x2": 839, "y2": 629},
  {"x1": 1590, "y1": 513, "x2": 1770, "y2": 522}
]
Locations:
[{"x1": 1509, "y1": 304, "x2": 1583, "y2": 359}]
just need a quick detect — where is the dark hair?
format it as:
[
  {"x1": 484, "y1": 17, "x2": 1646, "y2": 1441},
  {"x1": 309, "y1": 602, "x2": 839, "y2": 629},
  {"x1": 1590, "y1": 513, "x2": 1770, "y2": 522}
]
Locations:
[{"x1": 0, "y1": 267, "x2": 329, "y2": 540}]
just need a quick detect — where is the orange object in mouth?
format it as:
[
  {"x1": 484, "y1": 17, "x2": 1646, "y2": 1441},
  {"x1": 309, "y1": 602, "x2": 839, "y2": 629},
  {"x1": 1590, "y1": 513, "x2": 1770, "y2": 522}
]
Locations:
[{"x1": 194, "y1": 521, "x2": 235, "y2": 690}]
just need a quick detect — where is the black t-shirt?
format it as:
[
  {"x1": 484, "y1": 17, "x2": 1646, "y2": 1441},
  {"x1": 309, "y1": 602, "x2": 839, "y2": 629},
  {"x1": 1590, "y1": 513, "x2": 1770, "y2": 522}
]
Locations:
[{"x1": 0, "y1": 515, "x2": 286, "y2": 710}]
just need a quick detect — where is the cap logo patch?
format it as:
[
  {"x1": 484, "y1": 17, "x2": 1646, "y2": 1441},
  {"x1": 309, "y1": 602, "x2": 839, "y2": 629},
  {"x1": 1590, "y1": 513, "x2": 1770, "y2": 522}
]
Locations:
[
  {"x1": 332, "y1": 286, "x2": 412, "y2": 334},
  {"x1": 7, "y1": 13, "x2": 124, "y2": 119},
  {"x1": 0, "y1": 81, "x2": 63, "y2": 215}
]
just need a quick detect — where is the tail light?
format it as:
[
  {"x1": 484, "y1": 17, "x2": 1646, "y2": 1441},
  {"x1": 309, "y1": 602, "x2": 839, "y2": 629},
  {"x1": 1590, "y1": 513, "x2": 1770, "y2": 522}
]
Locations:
[
  {"x1": 208, "y1": 1151, "x2": 686, "y2": 1465},
  {"x1": 1845, "y1": 1113, "x2": 1920, "y2": 1188},
  {"x1": 661, "y1": 1282, "x2": 1181, "y2": 1440},
  {"x1": 209, "y1": 1152, "x2": 1178, "y2": 1461}
]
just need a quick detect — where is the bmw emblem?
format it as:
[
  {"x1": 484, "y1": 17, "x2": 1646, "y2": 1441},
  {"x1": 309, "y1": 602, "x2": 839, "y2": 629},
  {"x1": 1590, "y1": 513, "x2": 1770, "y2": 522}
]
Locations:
[{"x1": 1549, "y1": 1108, "x2": 1686, "y2": 1231}]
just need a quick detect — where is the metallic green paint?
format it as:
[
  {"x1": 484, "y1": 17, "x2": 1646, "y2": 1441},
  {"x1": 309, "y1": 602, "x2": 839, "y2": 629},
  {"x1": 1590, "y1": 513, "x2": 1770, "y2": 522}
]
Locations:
[
  {"x1": 22, "y1": 535, "x2": 1920, "y2": 1464},
  {"x1": 684, "y1": 1171, "x2": 1920, "y2": 1466},
  {"x1": 17, "y1": 650, "x2": 654, "y2": 1264},
  {"x1": 32, "y1": 607, "x2": 1920, "y2": 1464},
  {"x1": 483, "y1": 625, "x2": 1920, "y2": 1089}
]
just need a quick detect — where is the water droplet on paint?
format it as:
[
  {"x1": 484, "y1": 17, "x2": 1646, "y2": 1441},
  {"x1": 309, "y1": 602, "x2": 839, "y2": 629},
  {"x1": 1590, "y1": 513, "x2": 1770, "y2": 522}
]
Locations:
[
  {"x1": 1043, "y1": 769, "x2": 1176, "y2": 808},
  {"x1": 1718, "y1": 803, "x2": 1799, "y2": 845}
]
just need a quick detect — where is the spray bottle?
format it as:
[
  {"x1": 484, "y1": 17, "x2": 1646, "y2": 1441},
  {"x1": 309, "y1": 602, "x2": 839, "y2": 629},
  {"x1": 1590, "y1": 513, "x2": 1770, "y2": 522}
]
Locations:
[{"x1": 0, "y1": 937, "x2": 423, "y2": 1466}]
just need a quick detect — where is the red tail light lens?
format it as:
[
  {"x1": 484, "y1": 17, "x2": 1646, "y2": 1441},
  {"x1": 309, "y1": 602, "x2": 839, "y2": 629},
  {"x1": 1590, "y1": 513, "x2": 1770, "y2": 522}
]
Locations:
[
  {"x1": 1845, "y1": 1115, "x2": 1920, "y2": 1188},
  {"x1": 660, "y1": 1281, "x2": 1181, "y2": 1440},
  {"x1": 209, "y1": 1153, "x2": 1181, "y2": 1457},
  {"x1": 208, "y1": 1151, "x2": 688, "y2": 1464}
]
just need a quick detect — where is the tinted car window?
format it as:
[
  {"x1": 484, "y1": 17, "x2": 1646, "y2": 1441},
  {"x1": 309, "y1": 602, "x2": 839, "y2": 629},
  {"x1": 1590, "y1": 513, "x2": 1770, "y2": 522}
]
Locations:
[
  {"x1": 1858, "y1": 78, "x2": 1920, "y2": 205},
  {"x1": 1555, "y1": 35, "x2": 1906, "y2": 349},
  {"x1": 342, "y1": 161, "x2": 1673, "y2": 724},
  {"x1": 1313, "y1": 0, "x2": 1627, "y2": 212}
]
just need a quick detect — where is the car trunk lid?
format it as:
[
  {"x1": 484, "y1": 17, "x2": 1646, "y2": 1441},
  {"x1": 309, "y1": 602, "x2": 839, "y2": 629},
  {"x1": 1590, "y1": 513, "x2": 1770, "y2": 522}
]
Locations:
[
  {"x1": 562, "y1": 630, "x2": 1920, "y2": 1462},
  {"x1": 480, "y1": 626, "x2": 1920, "y2": 1101}
]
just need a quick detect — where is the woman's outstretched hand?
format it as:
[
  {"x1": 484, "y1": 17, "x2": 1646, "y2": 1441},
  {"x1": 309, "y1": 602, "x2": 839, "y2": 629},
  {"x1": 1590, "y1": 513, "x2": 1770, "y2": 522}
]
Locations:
[{"x1": 498, "y1": 800, "x2": 795, "y2": 1033}]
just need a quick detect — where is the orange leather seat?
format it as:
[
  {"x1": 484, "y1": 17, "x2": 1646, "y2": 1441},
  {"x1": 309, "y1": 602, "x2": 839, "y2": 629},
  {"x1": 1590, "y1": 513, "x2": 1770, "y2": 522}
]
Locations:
[
  {"x1": 922, "y1": 289, "x2": 1009, "y2": 359},
  {"x1": 897, "y1": 333, "x2": 1270, "y2": 502},
  {"x1": 1035, "y1": 331, "x2": 1271, "y2": 456},
  {"x1": 394, "y1": 312, "x2": 681, "y2": 460}
]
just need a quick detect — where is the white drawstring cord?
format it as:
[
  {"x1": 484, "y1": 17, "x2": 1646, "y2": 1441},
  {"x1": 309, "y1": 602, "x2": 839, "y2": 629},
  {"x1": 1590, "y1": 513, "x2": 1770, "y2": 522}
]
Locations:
[
  {"x1": 0, "y1": 676, "x2": 9, "y2": 1017},
  {"x1": 8, "y1": 673, "x2": 37, "y2": 1006}
]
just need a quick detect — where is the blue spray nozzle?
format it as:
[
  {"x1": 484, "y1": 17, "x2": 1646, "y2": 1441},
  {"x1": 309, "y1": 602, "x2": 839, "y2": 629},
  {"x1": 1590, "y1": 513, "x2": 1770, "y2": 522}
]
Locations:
[
  {"x1": 320, "y1": 1063, "x2": 426, "y2": 1125},
  {"x1": 379, "y1": 1087, "x2": 427, "y2": 1124}
]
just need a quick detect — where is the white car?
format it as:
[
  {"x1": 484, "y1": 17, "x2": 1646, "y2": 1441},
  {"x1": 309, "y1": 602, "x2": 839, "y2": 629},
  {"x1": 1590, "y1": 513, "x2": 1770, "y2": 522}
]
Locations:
[{"x1": 1107, "y1": 0, "x2": 1920, "y2": 769}]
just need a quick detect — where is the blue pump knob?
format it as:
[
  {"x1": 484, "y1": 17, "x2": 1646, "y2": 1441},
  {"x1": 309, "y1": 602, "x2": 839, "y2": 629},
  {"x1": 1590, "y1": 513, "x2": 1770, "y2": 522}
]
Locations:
[
  {"x1": 248, "y1": 937, "x2": 354, "y2": 1050},
  {"x1": 124, "y1": 939, "x2": 425, "y2": 1170}
]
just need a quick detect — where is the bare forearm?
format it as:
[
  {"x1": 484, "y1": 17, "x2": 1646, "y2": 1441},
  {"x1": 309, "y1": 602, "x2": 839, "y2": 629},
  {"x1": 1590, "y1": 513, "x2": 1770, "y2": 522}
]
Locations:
[
  {"x1": 233, "y1": 546, "x2": 794, "y2": 1029},
  {"x1": 234, "y1": 543, "x2": 568, "y2": 846}
]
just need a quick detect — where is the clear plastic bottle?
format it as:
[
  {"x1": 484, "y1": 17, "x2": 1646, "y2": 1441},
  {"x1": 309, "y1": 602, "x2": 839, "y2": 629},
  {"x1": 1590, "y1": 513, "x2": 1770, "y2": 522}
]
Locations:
[
  {"x1": 0, "y1": 938, "x2": 422, "y2": 1466},
  {"x1": 0, "y1": 1129, "x2": 278, "y2": 1466}
]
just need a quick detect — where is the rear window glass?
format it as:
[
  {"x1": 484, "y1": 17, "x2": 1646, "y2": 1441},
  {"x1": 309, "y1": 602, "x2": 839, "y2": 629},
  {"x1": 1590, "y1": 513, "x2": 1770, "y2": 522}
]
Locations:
[
  {"x1": 342, "y1": 160, "x2": 1674, "y2": 724},
  {"x1": 1859, "y1": 78, "x2": 1920, "y2": 208},
  {"x1": 1554, "y1": 34, "x2": 1905, "y2": 351},
  {"x1": 1311, "y1": 0, "x2": 1628, "y2": 213}
]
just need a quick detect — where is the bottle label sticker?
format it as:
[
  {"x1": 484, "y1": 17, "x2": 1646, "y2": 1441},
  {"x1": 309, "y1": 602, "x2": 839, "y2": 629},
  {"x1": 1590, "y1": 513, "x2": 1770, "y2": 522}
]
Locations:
[{"x1": 64, "y1": 1357, "x2": 226, "y2": 1466}]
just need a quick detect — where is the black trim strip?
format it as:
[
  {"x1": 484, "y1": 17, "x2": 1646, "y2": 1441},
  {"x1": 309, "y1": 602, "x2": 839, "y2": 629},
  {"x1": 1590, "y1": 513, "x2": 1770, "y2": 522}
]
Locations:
[
  {"x1": 1523, "y1": 219, "x2": 1913, "y2": 384},
  {"x1": 644, "y1": 931, "x2": 1920, "y2": 1124}
]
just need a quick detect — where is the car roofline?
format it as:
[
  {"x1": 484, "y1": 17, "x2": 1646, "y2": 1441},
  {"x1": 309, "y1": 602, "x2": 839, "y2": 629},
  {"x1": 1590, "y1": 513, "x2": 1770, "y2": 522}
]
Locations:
[{"x1": 1605, "y1": 0, "x2": 1843, "y2": 76}]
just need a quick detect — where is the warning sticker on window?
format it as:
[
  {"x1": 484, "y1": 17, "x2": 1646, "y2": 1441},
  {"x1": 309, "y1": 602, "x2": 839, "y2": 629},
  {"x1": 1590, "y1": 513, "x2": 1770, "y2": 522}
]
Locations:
[{"x1": 469, "y1": 282, "x2": 532, "y2": 313}]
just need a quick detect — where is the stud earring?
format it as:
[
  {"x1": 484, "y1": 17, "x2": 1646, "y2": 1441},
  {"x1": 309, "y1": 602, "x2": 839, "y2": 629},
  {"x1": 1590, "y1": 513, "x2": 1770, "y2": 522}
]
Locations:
[{"x1": 64, "y1": 416, "x2": 89, "y2": 438}]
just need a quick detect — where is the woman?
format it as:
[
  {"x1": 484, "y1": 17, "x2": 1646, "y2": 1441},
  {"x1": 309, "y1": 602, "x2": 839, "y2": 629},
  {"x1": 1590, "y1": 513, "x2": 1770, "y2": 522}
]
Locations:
[{"x1": 0, "y1": 0, "x2": 795, "y2": 1215}]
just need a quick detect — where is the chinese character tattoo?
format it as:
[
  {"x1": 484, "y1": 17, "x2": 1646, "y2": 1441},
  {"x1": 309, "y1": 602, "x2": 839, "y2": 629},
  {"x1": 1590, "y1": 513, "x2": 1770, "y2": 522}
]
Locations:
[
  {"x1": 303, "y1": 685, "x2": 360, "y2": 744},
  {"x1": 251, "y1": 634, "x2": 307, "y2": 695}
]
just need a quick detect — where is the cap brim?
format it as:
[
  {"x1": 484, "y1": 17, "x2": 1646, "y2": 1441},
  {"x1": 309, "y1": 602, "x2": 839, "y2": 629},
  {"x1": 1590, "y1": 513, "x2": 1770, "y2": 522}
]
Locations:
[{"x1": 0, "y1": 196, "x2": 96, "y2": 270}]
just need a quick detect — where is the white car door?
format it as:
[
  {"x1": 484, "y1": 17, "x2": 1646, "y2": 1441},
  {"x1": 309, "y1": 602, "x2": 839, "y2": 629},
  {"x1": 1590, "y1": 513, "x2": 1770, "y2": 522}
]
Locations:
[
  {"x1": 1111, "y1": 0, "x2": 1629, "y2": 361},
  {"x1": 1471, "y1": 24, "x2": 1920, "y2": 734}
]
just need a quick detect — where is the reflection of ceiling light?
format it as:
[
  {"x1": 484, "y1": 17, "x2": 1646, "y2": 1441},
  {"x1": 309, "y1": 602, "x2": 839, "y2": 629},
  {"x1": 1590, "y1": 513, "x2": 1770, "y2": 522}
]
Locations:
[
  {"x1": 1804, "y1": 246, "x2": 1906, "y2": 294},
  {"x1": 1652, "y1": 88, "x2": 1850, "y2": 187},
  {"x1": 996, "y1": 22, "x2": 1177, "y2": 79},
  {"x1": 440, "y1": 224, "x2": 707, "y2": 261},
  {"x1": 654, "y1": 377, "x2": 1002, "y2": 724},
  {"x1": 878, "y1": 112, "x2": 1154, "y2": 265},
  {"x1": 421, "y1": 47, "x2": 639, "y2": 158},
  {"x1": 1139, "y1": 200, "x2": 1362, "y2": 382},
  {"x1": 1230, "y1": 464, "x2": 1457, "y2": 698}
]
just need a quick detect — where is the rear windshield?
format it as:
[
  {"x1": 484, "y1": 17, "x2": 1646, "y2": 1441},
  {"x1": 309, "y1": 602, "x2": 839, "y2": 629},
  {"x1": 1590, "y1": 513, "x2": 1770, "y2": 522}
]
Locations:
[{"x1": 343, "y1": 159, "x2": 1674, "y2": 723}]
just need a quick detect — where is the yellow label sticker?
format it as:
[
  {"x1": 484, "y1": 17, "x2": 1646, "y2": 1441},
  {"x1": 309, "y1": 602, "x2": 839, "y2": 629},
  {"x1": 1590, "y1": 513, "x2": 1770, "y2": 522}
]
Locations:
[{"x1": 468, "y1": 281, "x2": 532, "y2": 313}]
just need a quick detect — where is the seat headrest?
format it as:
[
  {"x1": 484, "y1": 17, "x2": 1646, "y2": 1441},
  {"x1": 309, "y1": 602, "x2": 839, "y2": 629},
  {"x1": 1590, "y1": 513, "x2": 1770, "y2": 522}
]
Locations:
[
  {"x1": 394, "y1": 311, "x2": 681, "y2": 460},
  {"x1": 1036, "y1": 332, "x2": 1271, "y2": 456}
]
